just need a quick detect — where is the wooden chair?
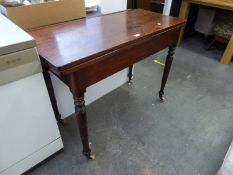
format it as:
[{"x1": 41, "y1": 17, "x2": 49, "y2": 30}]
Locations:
[{"x1": 207, "y1": 12, "x2": 233, "y2": 60}]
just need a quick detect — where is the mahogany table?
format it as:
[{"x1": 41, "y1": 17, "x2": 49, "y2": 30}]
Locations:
[{"x1": 28, "y1": 9, "x2": 185, "y2": 159}]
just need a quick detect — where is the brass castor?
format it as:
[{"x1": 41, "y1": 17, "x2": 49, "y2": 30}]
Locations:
[
  {"x1": 83, "y1": 142, "x2": 95, "y2": 160},
  {"x1": 159, "y1": 92, "x2": 165, "y2": 102},
  {"x1": 83, "y1": 151, "x2": 96, "y2": 160},
  {"x1": 128, "y1": 80, "x2": 133, "y2": 85}
]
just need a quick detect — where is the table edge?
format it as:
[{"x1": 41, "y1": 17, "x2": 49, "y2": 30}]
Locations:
[{"x1": 40, "y1": 21, "x2": 185, "y2": 74}]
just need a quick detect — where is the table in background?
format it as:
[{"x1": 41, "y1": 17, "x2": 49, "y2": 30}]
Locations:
[
  {"x1": 29, "y1": 9, "x2": 185, "y2": 159},
  {"x1": 178, "y1": 0, "x2": 233, "y2": 64}
]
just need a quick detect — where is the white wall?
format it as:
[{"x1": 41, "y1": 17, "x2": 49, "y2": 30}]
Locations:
[
  {"x1": 98, "y1": 0, "x2": 127, "y2": 14},
  {"x1": 163, "y1": 0, "x2": 173, "y2": 16}
]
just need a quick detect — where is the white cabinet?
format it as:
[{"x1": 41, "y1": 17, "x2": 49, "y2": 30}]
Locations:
[
  {"x1": 0, "y1": 14, "x2": 63, "y2": 175},
  {"x1": 0, "y1": 74, "x2": 63, "y2": 175}
]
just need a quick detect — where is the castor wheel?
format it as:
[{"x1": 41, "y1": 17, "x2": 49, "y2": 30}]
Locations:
[
  {"x1": 83, "y1": 151, "x2": 95, "y2": 160},
  {"x1": 56, "y1": 115, "x2": 65, "y2": 125},
  {"x1": 159, "y1": 92, "x2": 165, "y2": 102},
  {"x1": 128, "y1": 80, "x2": 133, "y2": 85}
]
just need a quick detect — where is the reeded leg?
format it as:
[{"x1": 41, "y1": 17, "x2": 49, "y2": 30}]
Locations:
[
  {"x1": 128, "y1": 65, "x2": 134, "y2": 85},
  {"x1": 42, "y1": 66, "x2": 64, "y2": 124},
  {"x1": 159, "y1": 45, "x2": 176, "y2": 102},
  {"x1": 73, "y1": 92, "x2": 95, "y2": 160}
]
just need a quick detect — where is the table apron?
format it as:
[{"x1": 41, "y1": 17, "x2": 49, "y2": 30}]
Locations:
[{"x1": 65, "y1": 28, "x2": 180, "y2": 90}]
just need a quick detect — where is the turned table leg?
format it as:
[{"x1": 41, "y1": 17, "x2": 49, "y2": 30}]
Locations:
[
  {"x1": 159, "y1": 45, "x2": 176, "y2": 102},
  {"x1": 128, "y1": 65, "x2": 134, "y2": 85},
  {"x1": 42, "y1": 65, "x2": 64, "y2": 124},
  {"x1": 73, "y1": 92, "x2": 95, "y2": 160}
]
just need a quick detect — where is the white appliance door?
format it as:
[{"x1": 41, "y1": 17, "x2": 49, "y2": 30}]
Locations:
[{"x1": 0, "y1": 73, "x2": 61, "y2": 174}]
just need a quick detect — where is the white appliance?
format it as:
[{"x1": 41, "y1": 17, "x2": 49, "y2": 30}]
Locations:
[
  {"x1": 0, "y1": 14, "x2": 63, "y2": 175},
  {"x1": 163, "y1": 0, "x2": 173, "y2": 16}
]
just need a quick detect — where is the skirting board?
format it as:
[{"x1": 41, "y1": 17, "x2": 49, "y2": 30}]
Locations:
[{"x1": 0, "y1": 138, "x2": 63, "y2": 175}]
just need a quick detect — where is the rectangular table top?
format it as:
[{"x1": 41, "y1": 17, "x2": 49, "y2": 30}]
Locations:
[{"x1": 28, "y1": 9, "x2": 185, "y2": 71}]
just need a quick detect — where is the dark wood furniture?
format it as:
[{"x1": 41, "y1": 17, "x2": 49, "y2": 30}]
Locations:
[{"x1": 28, "y1": 9, "x2": 185, "y2": 159}]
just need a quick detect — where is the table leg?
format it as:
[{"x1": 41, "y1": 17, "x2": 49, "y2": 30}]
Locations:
[
  {"x1": 159, "y1": 45, "x2": 176, "y2": 102},
  {"x1": 128, "y1": 65, "x2": 134, "y2": 85},
  {"x1": 220, "y1": 34, "x2": 233, "y2": 65},
  {"x1": 177, "y1": 1, "x2": 191, "y2": 46},
  {"x1": 42, "y1": 67, "x2": 64, "y2": 124},
  {"x1": 73, "y1": 92, "x2": 95, "y2": 160}
]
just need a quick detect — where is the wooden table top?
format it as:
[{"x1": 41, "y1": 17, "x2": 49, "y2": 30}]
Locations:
[
  {"x1": 28, "y1": 9, "x2": 185, "y2": 71},
  {"x1": 185, "y1": 0, "x2": 233, "y2": 11}
]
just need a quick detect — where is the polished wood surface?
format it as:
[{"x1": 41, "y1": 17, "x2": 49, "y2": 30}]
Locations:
[
  {"x1": 29, "y1": 9, "x2": 185, "y2": 159},
  {"x1": 178, "y1": 0, "x2": 233, "y2": 64},
  {"x1": 29, "y1": 9, "x2": 185, "y2": 71}
]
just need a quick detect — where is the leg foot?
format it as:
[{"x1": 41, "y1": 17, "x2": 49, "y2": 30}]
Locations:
[
  {"x1": 56, "y1": 115, "x2": 65, "y2": 124},
  {"x1": 159, "y1": 91, "x2": 165, "y2": 102},
  {"x1": 128, "y1": 79, "x2": 133, "y2": 86},
  {"x1": 73, "y1": 91, "x2": 94, "y2": 160},
  {"x1": 83, "y1": 150, "x2": 96, "y2": 160},
  {"x1": 128, "y1": 65, "x2": 134, "y2": 85},
  {"x1": 159, "y1": 92, "x2": 165, "y2": 102}
]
